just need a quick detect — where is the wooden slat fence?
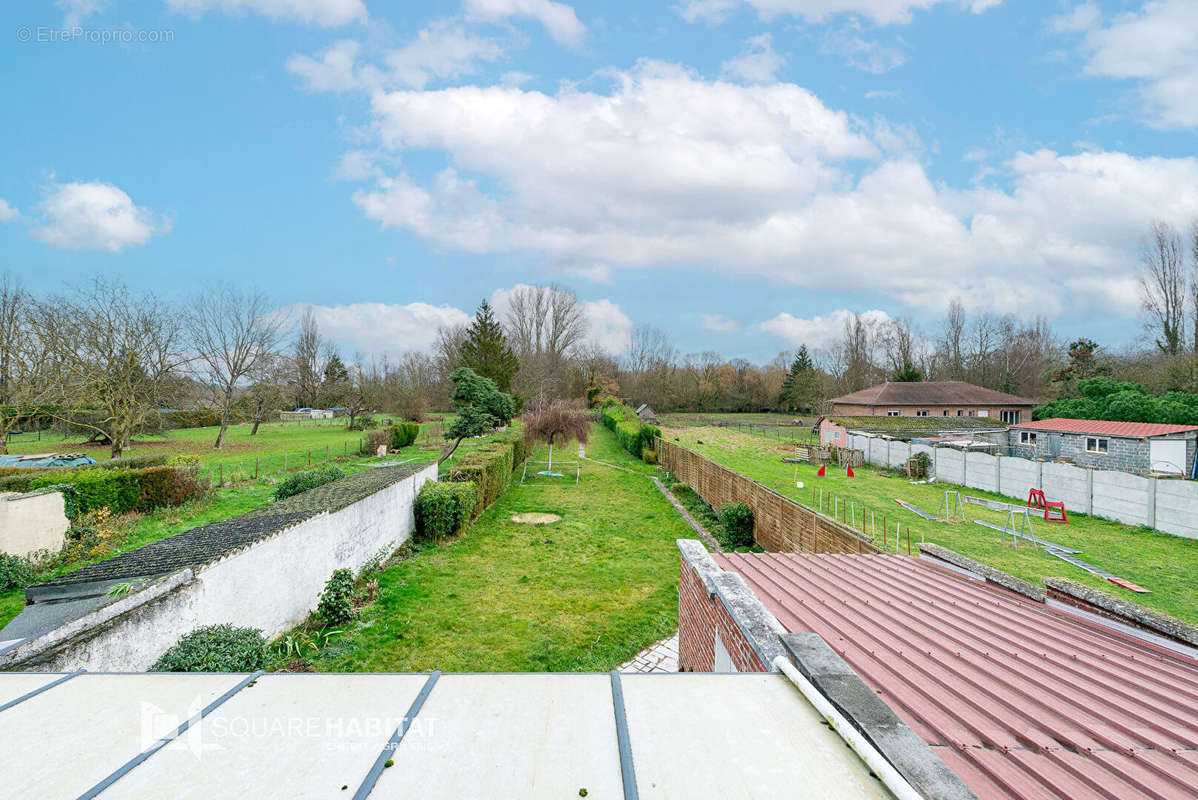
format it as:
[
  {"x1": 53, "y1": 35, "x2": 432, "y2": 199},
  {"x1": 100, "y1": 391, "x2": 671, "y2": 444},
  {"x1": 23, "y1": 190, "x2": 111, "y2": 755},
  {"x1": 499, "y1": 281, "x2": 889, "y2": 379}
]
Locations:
[{"x1": 657, "y1": 439, "x2": 879, "y2": 554}]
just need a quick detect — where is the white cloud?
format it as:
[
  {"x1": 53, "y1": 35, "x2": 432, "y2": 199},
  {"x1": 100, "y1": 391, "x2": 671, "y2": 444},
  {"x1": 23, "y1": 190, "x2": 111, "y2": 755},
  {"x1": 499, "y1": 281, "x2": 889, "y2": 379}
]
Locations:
[
  {"x1": 343, "y1": 62, "x2": 1198, "y2": 319},
  {"x1": 284, "y1": 301, "x2": 472, "y2": 358},
  {"x1": 164, "y1": 0, "x2": 366, "y2": 26},
  {"x1": 581, "y1": 298, "x2": 634, "y2": 353},
  {"x1": 701, "y1": 313, "x2": 743, "y2": 333},
  {"x1": 287, "y1": 39, "x2": 363, "y2": 92},
  {"x1": 58, "y1": 0, "x2": 107, "y2": 26},
  {"x1": 721, "y1": 34, "x2": 785, "y2": 83},
  {"x1": 1066, "y1": 0, "x2": 1198, "y2": 129},
  {"x1": 1047, "y1": 1, "x2": 1101, "y2": 34},
  {"x1": 821, "y1": 27, "x2": 907, "y2": 73},
  {"x1": 463, "y1": 0, "x2": 586, "y2": 45},
  {"x1": 678, "y1": 0, "x2": 1000, "y2": 26},
  {"x1": 32, "y1": 181, "x2": 170, "y2": 252},
  {"x1": 384, "y1": 19, "x2": 506, "y2": 89},
  {"x1": 0, "y1": 199, "x2": 19, "y2": 223},
  {"x1": 288, "y1": 22, "x2": 506, "y2": 93},
  {"x1": 760, "y1": 309, "x2": 892, "y2": 351}
]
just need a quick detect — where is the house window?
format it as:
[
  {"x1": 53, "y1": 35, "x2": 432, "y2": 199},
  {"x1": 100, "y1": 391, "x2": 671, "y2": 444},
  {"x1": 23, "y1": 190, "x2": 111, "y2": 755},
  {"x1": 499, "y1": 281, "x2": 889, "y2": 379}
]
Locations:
[
  {"x1": 832, "y1": 431, "x2": 841, "y2": 441},
  {"x1": 943, "y1": 410, "x2": 950, "y2": 416},
  {"x1": 977, "y1": 410, "x2": 989, "y2": 418},
  {"x1": 887, "y1": 410, "x2": 900, "y2": 417},
  {"x1": 916, "y1": 410, "x2": 928, "y2": 417},
  {"x1": 1001, "y1": 410, "x2": 1021, "y2": 424},
  {"x1": 957, "y1": 410, "x2": 963, "y2": 416},
  {"x1": 968, "y1": 411, "x2": 975, "y2": 417},
  {"x1": 1020, "y1": 431, "x2": 1037, "y2": 445},
  {"x1": 1086, "y1": 437, "x2": 1109, "y2": 454}
]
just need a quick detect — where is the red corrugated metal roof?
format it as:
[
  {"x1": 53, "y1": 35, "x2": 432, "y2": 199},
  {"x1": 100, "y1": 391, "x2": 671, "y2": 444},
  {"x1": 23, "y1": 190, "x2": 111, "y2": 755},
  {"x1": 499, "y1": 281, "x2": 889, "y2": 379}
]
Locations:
[
  {"x1": 1012, "y1": 418, "x2": 1198, "y2": 437},
  {"x1": 713, "y1": 551, "x2": 1198, "y2": 800}
]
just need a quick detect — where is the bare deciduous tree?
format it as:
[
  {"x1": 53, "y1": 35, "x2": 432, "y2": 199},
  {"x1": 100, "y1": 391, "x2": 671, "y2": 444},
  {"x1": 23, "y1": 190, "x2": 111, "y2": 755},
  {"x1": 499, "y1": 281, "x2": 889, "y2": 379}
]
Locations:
[
  {"x1": 0, "y1": 274, "x2": 47, "y2": 453},
  {"x1": 503, "y1": 284, "x2": 588, "y2": 400},
  {"x1": 187, "y1": 287, "x2": 285, "y2": 448},
  {"x1": 36, "y1": 279, "x2": 186, "y2": 458},
  {"x1": 292, "y1": 307, "x2": 325, "y2": 408},
  {"x1": 1141, "y1": 220, "x2": 1186, "y2": 356}
]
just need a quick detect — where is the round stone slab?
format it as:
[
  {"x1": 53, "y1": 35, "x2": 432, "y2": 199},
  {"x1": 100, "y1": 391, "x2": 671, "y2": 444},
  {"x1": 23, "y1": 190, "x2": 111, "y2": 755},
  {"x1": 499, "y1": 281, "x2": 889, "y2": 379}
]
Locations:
[{"x1": 511, "y1": 513, "x2": 562, "y2": 525}]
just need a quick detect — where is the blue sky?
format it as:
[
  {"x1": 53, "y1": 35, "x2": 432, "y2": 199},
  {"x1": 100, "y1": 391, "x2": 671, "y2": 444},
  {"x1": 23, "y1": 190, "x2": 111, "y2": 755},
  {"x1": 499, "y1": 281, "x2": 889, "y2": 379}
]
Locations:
[{"x1": 2, "y1": 0, "x2": 1197, "y2": 363}]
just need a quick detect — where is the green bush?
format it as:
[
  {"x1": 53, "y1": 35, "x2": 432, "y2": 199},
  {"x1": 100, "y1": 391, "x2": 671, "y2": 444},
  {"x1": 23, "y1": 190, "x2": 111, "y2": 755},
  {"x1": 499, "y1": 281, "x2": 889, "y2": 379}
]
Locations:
[
  {"x1": 30, "y1": 468, "x2": 140, "y2": 517},
  {"x1": 166, "y1": 454, "x2": 200, "y2": 468},
  {"x1": 720, "y1": 502, "x2": 755, "y2": 548},
  {"x1": 390, "y1": 422, "x2": 420, "y2": 449},
  {"x1": 273, "y1": 465, "x2": 346, "y2": 501},
  {"x1": 150, "y1": 624, "x2": 267, "y2": 672},
  {"x1": 317, "y1": 568, "x2": 356, "y2": 626},
  {"x1": 600, "y1": 401, "x2": 659, "y2": 461},
  {"x1": 414, "y1": 480, "x2": 477, "y2": 541},
  {"x1": 448, "y1": 435, "x2": 524, "y2": 516},
  {"x1": 136, "y1": 465, "x2": 208, "y2": 511},
  {"x1": 0, "y1": 552, "x2": 34, "y2": 593},
  {"x1": 99, "y1": 454, "x2": 169, "y2": 470}
]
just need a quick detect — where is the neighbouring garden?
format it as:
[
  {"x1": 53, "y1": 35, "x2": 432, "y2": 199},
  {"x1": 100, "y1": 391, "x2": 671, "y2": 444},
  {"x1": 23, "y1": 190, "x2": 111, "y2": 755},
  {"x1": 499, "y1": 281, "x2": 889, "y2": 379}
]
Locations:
[{"x1": 659, "y1": 418, "x2": 1198, "y2": 625}]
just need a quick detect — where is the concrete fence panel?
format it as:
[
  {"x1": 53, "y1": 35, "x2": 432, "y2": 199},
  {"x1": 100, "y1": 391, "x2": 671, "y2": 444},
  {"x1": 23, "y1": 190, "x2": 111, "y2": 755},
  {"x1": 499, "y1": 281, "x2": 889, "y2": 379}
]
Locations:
[
  {"x1": 1153, "y1": 480, "x2": 1198, "y2": 539},
  {"x1": 1091, "y1": 471, "x2": 1151, "y2": 527},
  {"x1": 999, "y1": 458, "x2": 1039, "y2": 501},
  {"x1": 965, "y1": 452, "x2": 999, "y2": 494},
  {"x1": 1042, "y1": 462, "x2": 1092, "y2": 513},
  {"x1": 887, "y1": 441, "x2": 912, "y2": 469},
  {"x1": 935, "y1": 448, "x2": 966, "y2": 484}
]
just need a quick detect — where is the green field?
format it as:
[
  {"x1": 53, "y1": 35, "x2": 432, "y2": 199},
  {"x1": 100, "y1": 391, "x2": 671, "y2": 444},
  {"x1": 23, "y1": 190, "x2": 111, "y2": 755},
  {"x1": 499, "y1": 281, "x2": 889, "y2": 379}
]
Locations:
[
  {"x1": 5, "y1": 416, "x2": 455, "y2": 484},
  {"x1": 0, "y1": 417, "x2": 508, "y2": 632},
  {"x1": 273, "y1": 422, "x2": 689, "y2": 672},
  {"x1": 660, "y1": 420, "x2": 1198, "y2": 625}
]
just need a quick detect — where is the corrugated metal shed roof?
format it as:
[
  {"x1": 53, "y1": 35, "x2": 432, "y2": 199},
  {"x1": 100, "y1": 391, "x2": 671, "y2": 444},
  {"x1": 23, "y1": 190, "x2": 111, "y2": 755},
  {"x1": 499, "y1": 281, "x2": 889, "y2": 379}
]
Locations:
[
  {"x1": 0, "y1": 672, "x2": 893, "y2": 800},
  {"x1": 714, "y1": 551, "x2": 1198, "y2": 800},
  {"x1": 831, "y1": 381, "x2": 1036, "y2": 408},
  {"x1": 1012, "y1": 418, "x2": 1198, "y2": 437}
]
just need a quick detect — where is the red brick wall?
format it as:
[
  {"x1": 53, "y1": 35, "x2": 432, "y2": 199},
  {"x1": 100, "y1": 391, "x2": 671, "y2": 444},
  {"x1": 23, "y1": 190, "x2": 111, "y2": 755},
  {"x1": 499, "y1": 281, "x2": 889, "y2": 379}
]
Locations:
[{"x1": 678, "y1": 555, "x2": 768, "y2": 673}]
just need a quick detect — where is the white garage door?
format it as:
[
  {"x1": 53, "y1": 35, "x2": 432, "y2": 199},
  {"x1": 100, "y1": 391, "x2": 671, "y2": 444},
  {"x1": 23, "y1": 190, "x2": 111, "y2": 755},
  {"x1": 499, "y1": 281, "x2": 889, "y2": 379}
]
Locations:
[{"x1": 1150, "y1": 439, "x2": 1188, "y2": 474}]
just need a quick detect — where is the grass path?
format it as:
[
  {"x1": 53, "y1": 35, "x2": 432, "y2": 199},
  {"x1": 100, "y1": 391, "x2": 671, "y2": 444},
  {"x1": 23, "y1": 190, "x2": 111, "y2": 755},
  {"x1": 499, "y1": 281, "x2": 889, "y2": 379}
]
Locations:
[
  {"x1": 299, "y1": 423, "x2": 691, "y2": 673},
  {"x1": 662, "y1": 423, "x2": 1198, "y2": 625}
]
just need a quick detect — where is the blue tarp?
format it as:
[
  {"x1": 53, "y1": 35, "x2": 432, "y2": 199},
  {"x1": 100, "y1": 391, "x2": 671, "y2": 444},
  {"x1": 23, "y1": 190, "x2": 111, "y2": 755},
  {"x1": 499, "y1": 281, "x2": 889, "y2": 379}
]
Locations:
[{"x1": 0, "y1": 454, "x2": 97, "y2": 468}]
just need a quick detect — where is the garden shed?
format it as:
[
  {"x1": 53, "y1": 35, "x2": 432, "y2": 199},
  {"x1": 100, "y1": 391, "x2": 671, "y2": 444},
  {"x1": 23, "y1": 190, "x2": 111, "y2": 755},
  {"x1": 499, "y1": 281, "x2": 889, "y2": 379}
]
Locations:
[
  {"x1": 635, "y1": 403, "x2": 658, "y2": 424},
  {"x1": 1009, "y1": 418, "x2": 1198, "y2": 475}
]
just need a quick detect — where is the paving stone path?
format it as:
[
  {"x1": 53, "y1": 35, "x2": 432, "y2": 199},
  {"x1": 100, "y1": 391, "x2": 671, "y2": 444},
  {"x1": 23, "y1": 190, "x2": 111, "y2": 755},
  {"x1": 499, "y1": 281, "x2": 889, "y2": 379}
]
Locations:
[{"x1": 619, "y1": 634, "x2": 679, "y2": 673}]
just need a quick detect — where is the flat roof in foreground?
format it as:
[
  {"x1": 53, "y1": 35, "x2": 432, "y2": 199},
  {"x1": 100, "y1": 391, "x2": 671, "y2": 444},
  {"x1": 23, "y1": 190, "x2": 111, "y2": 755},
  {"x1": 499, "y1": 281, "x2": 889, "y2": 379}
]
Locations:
[
  {"x1": 715, "y1": 551, "x2": 1198, "y2": 800},
  {"x1": 0, "y1": 671, "x2": 894, "y2": 800}
]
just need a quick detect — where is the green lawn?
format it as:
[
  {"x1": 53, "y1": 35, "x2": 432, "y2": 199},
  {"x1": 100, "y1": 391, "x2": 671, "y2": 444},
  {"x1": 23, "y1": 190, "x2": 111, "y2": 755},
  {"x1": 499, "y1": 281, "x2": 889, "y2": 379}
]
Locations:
[
  {"x1": 661, "y1": 421, "x2": 1198, "y2": 626},
  {"x1": 280, "y1": 422, "x2": 690, "y2": 673},
  {"x1": 5, "y1": 416, "x2": 463, "y2": 484},
  {"x1": 0, "y1": 421, "x2": 514, "y2": 633}
]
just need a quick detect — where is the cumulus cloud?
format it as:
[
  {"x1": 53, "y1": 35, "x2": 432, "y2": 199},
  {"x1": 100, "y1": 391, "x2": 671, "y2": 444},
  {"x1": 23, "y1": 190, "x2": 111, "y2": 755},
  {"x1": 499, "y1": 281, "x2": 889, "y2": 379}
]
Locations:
[
  {"x1": 32, "y1": 181, "x2": 170, "y2": 252},
  {"x1": 287, "y1": 39, "x2": 363, "y2": 92},
  {"x1": 721, "y1": 34, "x2": 785, "y2": 83},
  {"x1": 57, "y1": 0, "x2": 107, "y2": 26},
  {"x1": 760, "y1": 309, "x2": 893, "y2": 351},
  {"x1": 701, "y1": 313, "x2": 743, "y2": 333},
  {"x1": 463, "y1": 0, "x2": 586, "y2": 45},
  {"x1": 282, "y1": 301, "x2": 472, "y2": 358},
  {"x1": 581, "y1": 298, "x2": 634, "y2": 353},
  {"x1": 341, "y1": 61, "x2": 1198, "y2": 318},
  {"x1": 164, "y1": 0, "x2": 366, "y2": 26},
  {"x1": 0, "y1": 199, "x2": 19, "y2": 223},
  {"x1": 678, "y1": 0, "x2": 1000, "y2": 26},
  {"x1": 1062, "y1": 0, "x2": 1198, "y2": 129}
]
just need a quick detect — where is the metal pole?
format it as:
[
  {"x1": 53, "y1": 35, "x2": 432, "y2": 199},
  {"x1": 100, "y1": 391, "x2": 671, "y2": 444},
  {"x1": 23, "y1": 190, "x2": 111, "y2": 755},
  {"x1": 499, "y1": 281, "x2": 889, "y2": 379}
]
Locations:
[{"x1": 255, "y1": 457, "x2": 259, "y2": 479}]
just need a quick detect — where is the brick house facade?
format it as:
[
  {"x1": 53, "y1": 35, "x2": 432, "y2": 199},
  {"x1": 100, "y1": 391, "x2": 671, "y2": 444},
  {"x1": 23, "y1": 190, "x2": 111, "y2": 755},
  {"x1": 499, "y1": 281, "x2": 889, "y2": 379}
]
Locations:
[{"x1": 830, "y1": 381, "x2": 1036, "y2": 424}]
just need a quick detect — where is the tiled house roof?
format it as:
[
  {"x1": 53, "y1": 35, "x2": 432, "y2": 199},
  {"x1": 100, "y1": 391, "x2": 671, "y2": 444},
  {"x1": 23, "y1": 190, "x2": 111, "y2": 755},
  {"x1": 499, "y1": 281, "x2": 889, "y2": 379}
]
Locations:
[{"x1": 831, "y1": 381, "x2": 1036, "y2": 407}]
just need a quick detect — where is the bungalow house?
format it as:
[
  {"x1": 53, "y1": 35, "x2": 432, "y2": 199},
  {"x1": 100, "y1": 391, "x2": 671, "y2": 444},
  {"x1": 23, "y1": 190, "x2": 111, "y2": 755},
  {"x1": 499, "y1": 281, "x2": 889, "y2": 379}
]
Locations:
[
  {"x1": 1009, "y1": 418, "x2": 1198, "y2": 475},
  {"x1": 830, "y1": 381, "x2": 1036, "y2": 424}
]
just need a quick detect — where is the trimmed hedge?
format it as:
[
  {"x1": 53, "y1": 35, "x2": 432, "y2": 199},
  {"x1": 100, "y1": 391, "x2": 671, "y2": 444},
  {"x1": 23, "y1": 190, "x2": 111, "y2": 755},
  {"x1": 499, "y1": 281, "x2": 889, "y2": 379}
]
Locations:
[
  {"x1": 600, "y1": 399, "x2": 660, "y2": 462},
  {"x1": 448, "y1": 435, "x2": 527, "y2": 517},
  {"x1": 273, "y1": 465, "x2": 346, "y2": 501},
  {"x1": 390, "y1": 422, "x2": 420, "y2": 449},
  {"x1": 18, "y1": 464, "x2": 207, "y2": 519},
  {"x1": 150, "y1": 624, "x2": 267, "y2": 672},
  {"x1": 414, "y1": 481, "x2": 477, "y2": 541}
]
